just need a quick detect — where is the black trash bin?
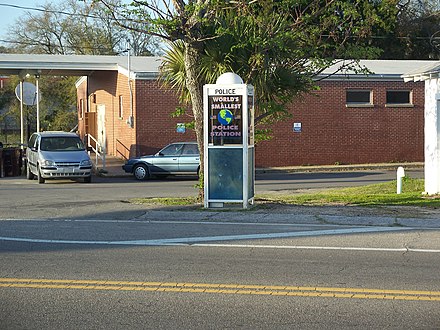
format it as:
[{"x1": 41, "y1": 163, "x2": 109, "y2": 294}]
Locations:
[{"x1": 1, "y1": 147, "x2": 23, "y2": 177}]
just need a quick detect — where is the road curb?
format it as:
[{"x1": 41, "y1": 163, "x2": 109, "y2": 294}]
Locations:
[{"x1": 256, "y1": 163, "x2": 424, "y2": 174}]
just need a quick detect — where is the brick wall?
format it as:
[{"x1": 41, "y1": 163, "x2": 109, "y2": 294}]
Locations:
[
  {"x1": 134, "y1": 80, "x2": 196, "y2": 156},
  {"x1": 255, "y1": 80, "x2": 424, "y2": 167},
  {"x1": 85, "y1": 71, "x2": 138, "y2": 159}
]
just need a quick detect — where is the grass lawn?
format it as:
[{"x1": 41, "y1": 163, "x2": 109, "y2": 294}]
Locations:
[
  {"x1": 258, "y1": 177, "x2": 440, "y2": 208},
  {"x1": 131, "y1": 177, "x2": 440, "y2": 208}
]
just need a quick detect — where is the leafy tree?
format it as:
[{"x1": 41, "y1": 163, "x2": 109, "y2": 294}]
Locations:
[
  {"x1": 0, "y1": 77, "x2": 18, "y2": 143},
  {"x1": 38, "y1": 76, "x2": 78, "y2": 132},
  {"x1": 375, "y1": 0, "x2": 440, "y2": 59},
  {"x1": 0, "y1": 75, "x2": 78, "y2": 143},
  {"x1": 5, "y1": 0, "x2": 159, "y2": 55},
  {"x1": 96, "y1": 0, "x2": 398, "y2": 198}
]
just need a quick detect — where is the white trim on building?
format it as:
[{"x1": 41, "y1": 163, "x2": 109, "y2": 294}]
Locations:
[{"x1": 402, "y1": 62, "x2": 440, "y2": 194}]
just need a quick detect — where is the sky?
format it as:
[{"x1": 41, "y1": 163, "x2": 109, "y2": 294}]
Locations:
[{"x1": 0, "y1": 1, "x2": 63, "y2": 39}]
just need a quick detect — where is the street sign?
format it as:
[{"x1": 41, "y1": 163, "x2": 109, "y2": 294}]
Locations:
[{"x1": 15, "y1": 82, "x2": 41, "y2": 106}]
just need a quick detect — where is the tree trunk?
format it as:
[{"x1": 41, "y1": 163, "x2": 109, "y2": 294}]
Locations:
[{"x1": 183, "y1": 41, "x2": 205, "y2": 201}]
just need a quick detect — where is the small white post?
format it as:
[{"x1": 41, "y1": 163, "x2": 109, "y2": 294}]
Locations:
[{"x1": 397, "y1": 166, "x2": 405, "y2": 194}]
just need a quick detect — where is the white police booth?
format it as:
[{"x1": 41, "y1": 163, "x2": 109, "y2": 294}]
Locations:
[{"x1": 203, "y1": 73, "x2": 255, "y2": 208}]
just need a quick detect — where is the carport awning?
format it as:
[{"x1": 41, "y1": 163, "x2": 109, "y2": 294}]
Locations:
[
  {"x1": 0, "y1": 54, "x2": 118, "y2": 76},
  {"x1": 0, "y1": 53, "x2": 162, "y2": 77},
  {"x1": 402, "y1": 62, "x2": 440, "y2": 82}
]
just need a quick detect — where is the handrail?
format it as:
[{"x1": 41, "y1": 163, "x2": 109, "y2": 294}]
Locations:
[
  {"x1": 87, "y1": 134, "x2": 106, "y2": 171},
  {"x1": 115, "y1": 139, "x2": 130, "y2": 160}
]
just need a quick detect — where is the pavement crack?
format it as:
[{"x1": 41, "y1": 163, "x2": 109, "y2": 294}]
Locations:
[{"x1": 314, "y1": 215, "x2": 332, "y2": 225}]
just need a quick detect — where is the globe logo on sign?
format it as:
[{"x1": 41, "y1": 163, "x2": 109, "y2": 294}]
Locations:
[{"x1": 218, "y1": 109, "x2": 233, "y2": 125}]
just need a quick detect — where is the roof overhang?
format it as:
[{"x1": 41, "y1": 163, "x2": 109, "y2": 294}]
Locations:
[
  {"x1": 402, "y1": 62, "x2": 440, "y2": 83},
  {"x1": 0, "y1": 54, "x2": 162, "y2": 78},
  {"x1": 321, "y1": 59, "x2": 439, "y2": 82},
  {"x1": 317, "y1": 73, "x2": 404, "y2": 82},
  {"x1": 0, "y1": 55, "x2": 118, "y2": 76}
]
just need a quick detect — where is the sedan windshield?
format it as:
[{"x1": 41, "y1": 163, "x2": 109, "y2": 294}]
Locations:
[{"x1": 40, "y1": 137, "x2": 85, "y2": 151}]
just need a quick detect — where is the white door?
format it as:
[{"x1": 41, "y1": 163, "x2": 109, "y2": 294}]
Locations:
[{"x1": 97, "y1": 104, "x2": 106, "y2": 153}]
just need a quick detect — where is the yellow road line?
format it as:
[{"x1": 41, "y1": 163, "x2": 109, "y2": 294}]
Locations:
[{"x1": 0, "y1": 278, "x2": 439, "y2": 302}]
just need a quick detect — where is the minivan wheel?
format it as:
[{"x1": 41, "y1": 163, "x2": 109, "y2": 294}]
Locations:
[
  {"x1": 26, "y1": 162, "x2": 34, "y2": 180},
  {"x1": 37, "y1": 165, "x2": 45, "y2": 184},
  {"x1": 134, "y1": 164, "x2": 149, "y2": 180}
]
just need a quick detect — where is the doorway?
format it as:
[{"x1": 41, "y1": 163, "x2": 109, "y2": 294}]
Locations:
[{"x1": 97, "y1": 104, "x2": 106, "y2": 153}]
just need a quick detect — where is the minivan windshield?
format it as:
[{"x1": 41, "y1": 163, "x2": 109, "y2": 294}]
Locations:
[{"x1": 40, "y1": 137, "x2": 85, "y2": 152}]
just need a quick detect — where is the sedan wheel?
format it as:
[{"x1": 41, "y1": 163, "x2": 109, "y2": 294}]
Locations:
[
  {"x1": 26, "y1": 162, "x2": 34, "y2": 180},
  {"x1": 134, "y1": 164, "x2": 149, "y2": 180},
  {"x1": 37, "y1": 165, "x2": 45, "y2": 184}
]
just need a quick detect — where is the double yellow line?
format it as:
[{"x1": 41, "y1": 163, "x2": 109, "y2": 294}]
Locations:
[{"x1": 1, "y1": 278, "x2": 439, "y2": 302}]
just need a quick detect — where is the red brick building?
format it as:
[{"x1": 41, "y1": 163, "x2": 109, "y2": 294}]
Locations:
[
  {"x1": 75, "y1": 58, "x2": 436, "y2": 167},
  {"x1": 256, "y1": 79, "x2": 425, "y2": 167}
]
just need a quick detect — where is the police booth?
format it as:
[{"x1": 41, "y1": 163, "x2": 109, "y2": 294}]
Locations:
[{"x1": 203, "y1": 73, "x2": 255, "y2": 208}]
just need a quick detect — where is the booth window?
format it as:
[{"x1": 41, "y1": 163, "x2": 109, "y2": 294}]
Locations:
[
  {"x1": 118, "y1": 95, "x2": 123, "y2": 119},
  {"x1": 346, "y1": 90, "x2": 373, "y2": 107},
  {"x1": 386, "y1": 90, "x2": 413, "y2": 107}
]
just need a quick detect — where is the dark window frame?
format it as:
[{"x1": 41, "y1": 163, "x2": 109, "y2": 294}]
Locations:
[
  {"x1": 385, "y1": 90, "x2": 413, "y2": 108},
  {"x1": 118, "y1": 95, "x2": 124, "y2": 119},
  {"x1": 79, "y1": 99, "x2": 85, "y2": 119},
  {"x1": 345, "y1": 90, "x2": 373, "y2": 108}
]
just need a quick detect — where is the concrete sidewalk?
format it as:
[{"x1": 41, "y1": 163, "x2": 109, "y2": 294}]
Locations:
[{"x1": 135, "y1": 206, "x2": 440, "y2": 229}]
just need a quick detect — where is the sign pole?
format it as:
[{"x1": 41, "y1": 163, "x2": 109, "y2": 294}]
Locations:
[
  {"x1": 20, "y1": 80, "x2": 24, "y2": 147},
  {"x1": 36, "y1": 75, "x2": 40, "y2": 132}
]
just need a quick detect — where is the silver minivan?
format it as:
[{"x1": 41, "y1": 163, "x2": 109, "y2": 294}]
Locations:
[{"x1": 26, "y1": 131, "x2": 93, "y2": 183}]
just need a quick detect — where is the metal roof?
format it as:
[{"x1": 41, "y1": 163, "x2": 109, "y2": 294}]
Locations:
[
  {"x1": 0, "y1": 53, "x2": 162, "y2": 78},
  {"x1": 0, "y1": 54, "x2": 438, "y2": 82},
  {"x1": 320, "y1": 59, "x2": 439, "y2": 81}
]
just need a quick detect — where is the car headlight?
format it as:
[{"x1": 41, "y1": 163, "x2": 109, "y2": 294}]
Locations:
[
  {"x1": 42, "y1": 160, "x2": 56, "y2": 166},
  {"x1": 80, "y1": 159, "x2": 92, "y2": 166}
]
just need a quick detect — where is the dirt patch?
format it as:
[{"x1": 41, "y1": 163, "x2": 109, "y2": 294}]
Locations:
[{"x1": 252, "y1": 202, "x2": 440, "y2": 219}]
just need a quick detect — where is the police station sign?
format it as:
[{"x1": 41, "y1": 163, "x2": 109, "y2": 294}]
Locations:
[{"x1": 208, "y1": 88, "x2": 243, "y2": 145}]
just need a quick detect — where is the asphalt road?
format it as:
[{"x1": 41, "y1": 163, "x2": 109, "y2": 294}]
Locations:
[
  {"x1": 1, "y1": 220, "x2": 439, "y2": 329},
  {"x1": 0, "y1": 169, "x2": 424, "y2": 219},
  {"x1": 1, "y1": 170, "x2": 439, "y2": 329}
]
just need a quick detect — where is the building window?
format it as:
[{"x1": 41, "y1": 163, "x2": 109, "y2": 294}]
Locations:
[
  {"x1": 386, "y1": 90, "x2": 413, "y2": 107},
  {"x1": 118, "y1": 95, "x2": 123, "y2": 119},
  {"x1": 346, "y1": 90, "x2": 373, "y2": 107},
  {"x1": 79, "y1": 99, "x2": 84, "y2": 119}
]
